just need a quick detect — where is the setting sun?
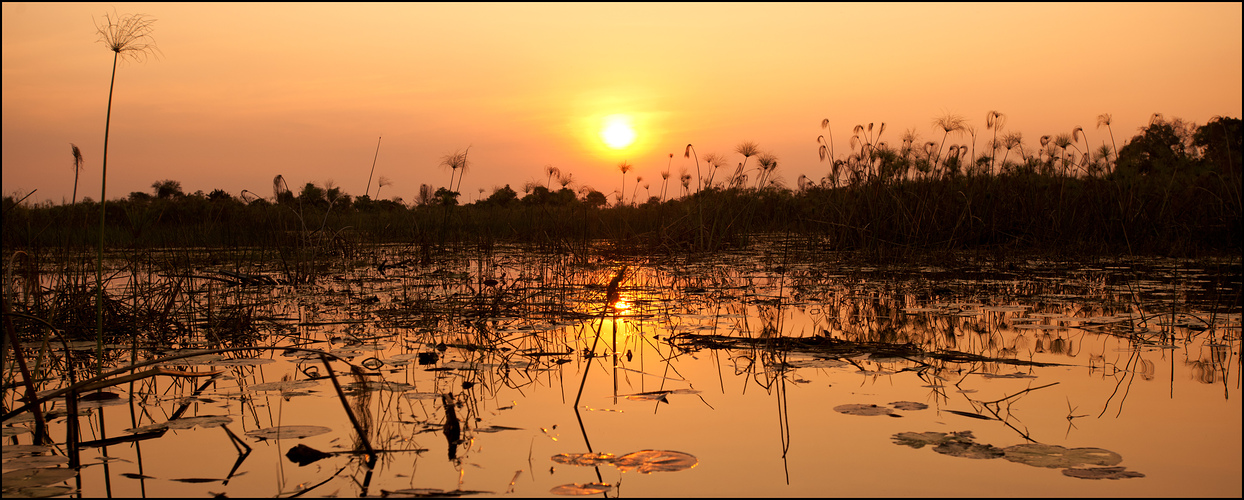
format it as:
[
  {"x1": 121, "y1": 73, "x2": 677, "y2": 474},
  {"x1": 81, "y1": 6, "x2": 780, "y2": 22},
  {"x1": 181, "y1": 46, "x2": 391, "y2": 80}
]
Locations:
[{"x1": 600, "y1": 115, "x2": 636, "y2": 150}]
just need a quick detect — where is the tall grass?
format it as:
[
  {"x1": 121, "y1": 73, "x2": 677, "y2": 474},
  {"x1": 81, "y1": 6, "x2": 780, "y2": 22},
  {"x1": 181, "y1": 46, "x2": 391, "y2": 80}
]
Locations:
[{"x1": 93, "y1": 11, "x2": 158, "y2": 376}]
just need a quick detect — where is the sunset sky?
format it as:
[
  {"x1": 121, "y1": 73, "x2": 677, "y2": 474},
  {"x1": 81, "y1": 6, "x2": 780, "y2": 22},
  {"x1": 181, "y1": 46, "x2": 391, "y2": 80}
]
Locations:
[{"x1": 4, "y1": 2, "x2": 1241, "y2": 205}]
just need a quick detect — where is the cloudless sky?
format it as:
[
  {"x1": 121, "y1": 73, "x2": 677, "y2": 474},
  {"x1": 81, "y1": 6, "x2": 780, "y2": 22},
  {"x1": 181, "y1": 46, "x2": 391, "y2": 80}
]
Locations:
[{"x1": 4, "y1": 2, "x2": 1241, "y2": 205}]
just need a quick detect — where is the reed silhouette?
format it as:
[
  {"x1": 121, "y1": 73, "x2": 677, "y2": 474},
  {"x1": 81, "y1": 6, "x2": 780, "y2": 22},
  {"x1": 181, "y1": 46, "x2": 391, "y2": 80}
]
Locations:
[
  {"x1": 69, "y1": 144, "x2": 84, "y2": 205},
  {"x1": 93, "y1": 10, "x2": 159, "y2": 375},
  {"x1": 986, "y1": 111, "x2": 1005, "y2": 174},
  {"x1": 683, "y1": 144, "x2": 701, "y2": 194},
  {"x1": 617, "y1": 161, "x2": 632, "y2": 206},
  {"x1": 932, "y1": 113, "x2": 966, "y2": 179},
  {"x1": 545, "y1": 164, "x2": 560, "y2": 190},
  {"x1": 441, "y1": 147, "x2": 471, "y2": 194},
  {"x1": 1097, "y1": 113, "x2": 1118, "y2": 167},
  {"x1": 362, "y1": 136, "x2": 382, "y2": 198},
  {"x1": 734, "y1": 141, "x2": 760, "y2": 185}
]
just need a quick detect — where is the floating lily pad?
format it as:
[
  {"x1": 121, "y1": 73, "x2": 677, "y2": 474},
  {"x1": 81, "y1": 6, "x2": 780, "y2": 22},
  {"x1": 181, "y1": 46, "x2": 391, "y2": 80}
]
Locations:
[
  {"x1": 890, "y1": 401, "x2": 928, "y2": 411},
  {"x1": 165, "y1": 354, "x2": 224, "y2": 365},
  {"x1": 834, "y1": 404, "x2": 895, "y2": 416},
  {"x1": 613, "y1": 450, "x2": 698, "y2": 473},
  {"x1": 551, "y1": 450, "x2": 698, "y2": 474},
  {"x1": 1003, "y1": 443, "x2": 1122, "y2": 469},
  {"x1": 981, "y1": 372, "x2": 1036, "y2": 379},
  {"x1": 345, "y1": 380, "x2": 417, "y2": 393},
  {"x1": 245, "y1": 425, "x2": 332, "y2": 440},
  {"x1": 1, "y1": 484, "x2": 75, "y2": 498},
  {"x1": 892, "y1": 431, "x2": 954, "y2": 449},
  {"x1": 1062, "y1": 466, "x2": 1145, "y2": 480},
  {"x1": 209, "y1": 357, "x2": 275, "y2": 367},
  {"x1": 2, "y1": 426, "x2": 31, "y2": 437},
  {"x1": 893, "y1": 430, "x2": 987, "y2": 455},
  {"x1": 165, "y1": 415, "x2": 234, "y2": 430},
  {"x1": 2, "y1": 455, "x2": 69, "y2": 469},
  {"x1": 1, "y1": 468, "x2": 77, "y2": 489},
  {"x1": 550, "y1": 482, "x2": 612, "y2": 495},
  {"x1": 933, "y1": 440, "x2": 1006, "y2": 459},
  {"x1": 551, "y1": 452, "x2": 617, "y2": 466},
  {"x1": 1, "y1": 445, "x2": 52, "y2": 460},
  {"x1": 248, "y1": 379, "x2": 319, "y2": 392}
]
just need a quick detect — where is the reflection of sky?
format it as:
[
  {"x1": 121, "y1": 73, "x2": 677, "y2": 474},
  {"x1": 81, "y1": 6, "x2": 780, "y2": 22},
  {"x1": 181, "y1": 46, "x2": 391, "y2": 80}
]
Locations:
[{"x1": 23, "y1": 254, "x2": 1242, "y2": 497}]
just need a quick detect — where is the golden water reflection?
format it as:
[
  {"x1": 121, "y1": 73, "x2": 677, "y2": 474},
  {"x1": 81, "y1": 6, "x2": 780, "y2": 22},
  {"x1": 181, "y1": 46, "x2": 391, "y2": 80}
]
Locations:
[{"x1": 2, "y1": 248, "x2": 1240, "y2": 497}]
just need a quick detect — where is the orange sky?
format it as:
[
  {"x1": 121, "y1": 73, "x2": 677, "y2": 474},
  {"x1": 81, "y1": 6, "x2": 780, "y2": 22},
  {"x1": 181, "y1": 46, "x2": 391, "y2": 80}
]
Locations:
[{"x1": 4, "y1": 2, "x2": 1241, "y2": 205}]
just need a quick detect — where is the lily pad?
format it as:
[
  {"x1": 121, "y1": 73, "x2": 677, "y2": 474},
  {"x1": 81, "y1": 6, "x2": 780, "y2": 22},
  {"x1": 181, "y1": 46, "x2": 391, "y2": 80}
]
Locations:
[
  {"x1": 890, "y1": 401, "x2": 928, "y2": 411},
  {"x1": 1, "y1": 455, "x2": 69, "y2": 469},
  {"x1": 550, "y1": 482, "x2": 612, "y2": 495},
  {"x1": 551, "y1": 452, "x2": 617, "y2": 466},
  {"x1": 834, "y1": 404, "x2": 895, "y2": 416},
  {"x1": 3, "y1": 484, "x2": 76, "y2": 498},
  {"x1": 892, "y1": 431, "x2": 954, "y2": 449},
  {"x1": 165, "y1": 415, "x2": 234, "y2": 430},
  {"x1": 1, "y1": 445, "x2": 53, "y2": 460},
  {"x1": 613, "y1": 450, "x2": 698, "y2": 473},
  {"x1": 245, "y1": 425, "x2": 332, "y2": 440},
  {"x1": 2, "y1": 426, "x2": 31, "y2": 437},
  {"x1": 1003, "y1": 444, "x2": 1122, "y2": 469},
  {"x1": 248, "y1": 380, "x2": 319, "y2": 392},
  {"x1": 1062, "y1": 466, "x2": 1145, "y2": 480},
  {"x1": 1, "y1": 468, "x2": 77, "y2": 489},
  {"x1": 933, "y1": 440, "x2": 1006, "y2": 459},
  {"x1": 893, "y1": 430, "x2": 996, "y2": 459},
  {"x1": 209, "y1": 357, "x2": 275, "y2": 367}
]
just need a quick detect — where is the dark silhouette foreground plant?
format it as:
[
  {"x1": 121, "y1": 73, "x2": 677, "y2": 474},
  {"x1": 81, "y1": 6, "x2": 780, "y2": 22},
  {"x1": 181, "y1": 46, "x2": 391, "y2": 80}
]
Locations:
[{"x1": 93, "y1": 10, "x2": 158, "y2": 375}]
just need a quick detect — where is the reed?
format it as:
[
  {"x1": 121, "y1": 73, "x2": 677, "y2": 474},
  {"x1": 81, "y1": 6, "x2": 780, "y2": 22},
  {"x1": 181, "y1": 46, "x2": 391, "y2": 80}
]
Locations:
[{"x1": 93, "y1": 11, "x2": 158, "y2": 376}]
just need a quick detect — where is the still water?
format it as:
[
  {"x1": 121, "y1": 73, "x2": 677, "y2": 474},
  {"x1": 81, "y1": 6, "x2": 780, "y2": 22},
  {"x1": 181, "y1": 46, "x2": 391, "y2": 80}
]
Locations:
[{"x1": 3, "y1": 244, "x2": 1240, "y2": 497}]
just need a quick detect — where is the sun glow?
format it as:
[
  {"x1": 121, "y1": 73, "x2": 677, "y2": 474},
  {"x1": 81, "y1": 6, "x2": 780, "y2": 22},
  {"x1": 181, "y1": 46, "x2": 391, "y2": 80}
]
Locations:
[{"x1": 600, "y1": 115, "x2": 636, "y2": 149}]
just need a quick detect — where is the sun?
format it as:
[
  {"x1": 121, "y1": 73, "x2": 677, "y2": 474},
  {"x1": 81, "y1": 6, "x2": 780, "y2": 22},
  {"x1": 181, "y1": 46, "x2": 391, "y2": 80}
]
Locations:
[{"x1": 600, "y1": 115, "x2": 636, "y2": 149}]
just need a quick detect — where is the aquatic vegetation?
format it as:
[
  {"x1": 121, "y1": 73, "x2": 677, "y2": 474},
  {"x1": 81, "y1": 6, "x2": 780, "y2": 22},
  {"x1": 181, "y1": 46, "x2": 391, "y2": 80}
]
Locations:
[{"x1": 0, "y1": 240, "x2": 1238, "y2": 496}]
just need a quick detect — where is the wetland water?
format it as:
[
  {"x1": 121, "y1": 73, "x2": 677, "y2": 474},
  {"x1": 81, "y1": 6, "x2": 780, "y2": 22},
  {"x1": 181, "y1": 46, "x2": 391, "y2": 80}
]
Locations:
[{"x1": 3, "y1": 243, "x2": 1241, "y2": 497}]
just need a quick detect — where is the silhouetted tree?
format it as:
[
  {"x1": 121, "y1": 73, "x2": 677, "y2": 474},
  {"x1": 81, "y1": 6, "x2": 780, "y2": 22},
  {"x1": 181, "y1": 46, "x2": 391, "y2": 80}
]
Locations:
[
  {"x1": 151, "y1": 179, "x2": 183, "y2": 199},
  {"x1": 1115, "y1": 116, "x2": 1196, "y2": 177},
  {"x1": 298, "y1": 182, "x2": 326, "y2": 206},
  {"x1": 1194, "y1": 116, "x2": 1241, "y2": 177},
  {"x1": 581, "y1": 189, "x2": 608, "y2": 208},
  {"x1": 434, "y1": 187, "x2": 459, "y2": 206},
  {"x1": 483, "y1": 184, "x2": 518, "y2": 207}
]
